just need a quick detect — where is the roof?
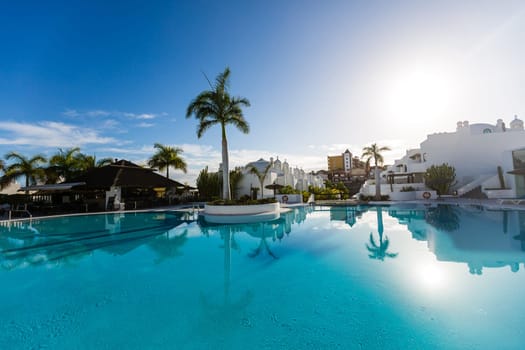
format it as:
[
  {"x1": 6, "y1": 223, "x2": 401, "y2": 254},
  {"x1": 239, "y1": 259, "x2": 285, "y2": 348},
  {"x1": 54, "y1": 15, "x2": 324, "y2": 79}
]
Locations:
[
  {"x1": 19, "y1": 182, "x2": 86, "y2": 192},
  {"x1": 69, "y1": 159, "x2": 186, "y2": 189}
]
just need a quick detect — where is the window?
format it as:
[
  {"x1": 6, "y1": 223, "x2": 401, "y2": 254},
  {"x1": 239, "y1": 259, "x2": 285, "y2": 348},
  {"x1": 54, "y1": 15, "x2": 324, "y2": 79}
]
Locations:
[{"x1": 483, "y1": 128, "x2": 492, "y2": 134}]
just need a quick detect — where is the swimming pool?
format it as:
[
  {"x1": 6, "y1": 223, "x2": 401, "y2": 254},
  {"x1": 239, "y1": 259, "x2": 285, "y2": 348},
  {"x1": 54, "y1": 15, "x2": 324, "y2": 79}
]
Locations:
[{"x1": 1, "y1": 205, "x2": 524, "y2": 349}]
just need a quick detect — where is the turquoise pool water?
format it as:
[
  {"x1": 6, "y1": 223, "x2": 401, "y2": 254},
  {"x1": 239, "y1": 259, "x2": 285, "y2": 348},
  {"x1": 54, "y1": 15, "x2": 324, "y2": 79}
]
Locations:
[{"x1": 1, "y1": 205, "x2": 525, "y2": 349}]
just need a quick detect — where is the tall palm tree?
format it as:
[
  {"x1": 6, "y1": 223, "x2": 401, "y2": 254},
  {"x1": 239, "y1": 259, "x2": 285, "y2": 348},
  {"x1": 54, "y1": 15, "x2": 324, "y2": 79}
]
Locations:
[
  {"x1": 248, "y1": 163, "x2": 272, "y2": 199},
  {"x1": 1, "y1": 152, "x2": 47, "y2": 194},
  {"x1": 186, "y1": 67, "x2": 250, "y2": 200},
  {"x1": 362, "y1": 143, "x2": 391, "y2": 200},
  {"x1": 148, "y1": 143, "x2": 187, "y2": 179}
]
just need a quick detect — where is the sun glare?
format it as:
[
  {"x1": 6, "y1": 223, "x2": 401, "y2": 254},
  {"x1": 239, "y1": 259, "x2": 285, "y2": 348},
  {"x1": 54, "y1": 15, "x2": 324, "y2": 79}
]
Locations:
[
  {"x1": 386, "y1": 66, "x2": 454, "y2": 121},
  {"x1": 416, "y1": 262, "x2": 447, "y2": 290}
]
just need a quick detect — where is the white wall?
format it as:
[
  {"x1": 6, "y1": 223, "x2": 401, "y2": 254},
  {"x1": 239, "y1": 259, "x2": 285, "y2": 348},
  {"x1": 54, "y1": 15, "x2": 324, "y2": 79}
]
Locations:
[{"x1": 421, "y1": 131, "x2": 523, "y2": 187}]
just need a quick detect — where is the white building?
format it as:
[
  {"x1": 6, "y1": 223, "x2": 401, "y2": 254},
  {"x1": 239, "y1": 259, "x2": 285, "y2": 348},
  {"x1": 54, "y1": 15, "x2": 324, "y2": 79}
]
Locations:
[
  {"x1": 0, "y1": 181, "x2": 20, "y2": 195},
  {"x1": 361, "y1": 116, "x2": 525, "y2": 199},
  {"x1": 236, "y1": 157, "x2": 325, "y2": 200}
]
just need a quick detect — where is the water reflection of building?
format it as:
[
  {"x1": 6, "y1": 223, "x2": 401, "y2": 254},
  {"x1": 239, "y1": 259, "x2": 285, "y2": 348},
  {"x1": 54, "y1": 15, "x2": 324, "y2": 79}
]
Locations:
[
  {"x1": 389, "y1": 205, "x2": 525, "y2": 274},
  {"x1": 328, "y1": 206, "x2": 369, "y2": 227},
  {"x1": 0, "y1": 212, "x2": 188, "y2": 270}
]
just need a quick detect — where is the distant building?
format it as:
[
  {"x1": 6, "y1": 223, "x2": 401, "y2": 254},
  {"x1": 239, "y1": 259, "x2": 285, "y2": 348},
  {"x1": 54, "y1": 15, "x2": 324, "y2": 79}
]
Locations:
[
  {"x1": 236, "y1": 157, "x2": 325, "y2": 199},
  {"x1": 326, "y1": 149, "x2": 366, "y2": 195},
  {"x1": 327, "y1": 149, "x2": 352, "y2": 172}
]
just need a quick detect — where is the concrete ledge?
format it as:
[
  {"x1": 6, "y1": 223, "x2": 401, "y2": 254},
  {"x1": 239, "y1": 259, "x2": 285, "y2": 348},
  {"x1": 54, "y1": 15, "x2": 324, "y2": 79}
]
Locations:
[
  {"x1": 202, "y1": 211, "x2": 280, "y2": 224},
  {"x1": 204, "y1": 202, "x2": 280, "y2": 215}
]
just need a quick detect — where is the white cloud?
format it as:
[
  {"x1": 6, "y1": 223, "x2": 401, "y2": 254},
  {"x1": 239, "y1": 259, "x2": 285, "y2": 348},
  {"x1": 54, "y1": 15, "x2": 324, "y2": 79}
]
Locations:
[
  {"x1": 101, "y1": 119, "x2": 120, "y2": 129},
  {"x1": 0, "y1": 121, "x2": 116, "y2": 147},
  {"x1": 86, "y1": 110, "x2": 111, "y2": 117},
  {"x1": 136, "y1": 122, "x2": 155, "y2": 128},
  {"x1": 134, "y1": 113, "x2": 156, "y2": 120},
  {"x1": 97, "y1": 145, "x2": 154, "y2": 156},
  {"x1": 62, "y1": 108, "x2": 80, "y2": 117},
  {"x1": 62, "y1": 109, "x2": 164, "y2": 121}
]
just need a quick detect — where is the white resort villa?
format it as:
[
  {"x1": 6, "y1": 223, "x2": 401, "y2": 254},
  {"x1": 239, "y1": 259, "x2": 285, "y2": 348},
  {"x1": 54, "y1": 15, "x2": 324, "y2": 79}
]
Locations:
[
  {"x1": 234, "y1": 157, "x2": 325, "y2": 202},
  {"x1": 360, "y1": 116, "x2": 525, "y2": 200}
]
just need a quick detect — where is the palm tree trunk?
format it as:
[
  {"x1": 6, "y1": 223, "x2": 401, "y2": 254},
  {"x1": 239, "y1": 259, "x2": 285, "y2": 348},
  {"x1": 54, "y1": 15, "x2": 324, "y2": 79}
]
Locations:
[
  {"x1": 166, "y1": 167, "x2": 170, "y2": 203},
  {"x1": 374, "y1": 166, "x2": 381, "y2": 200},
  {"x1": 376, "y1": 208, "x2": 384, "y2": 240},
  {"x1": 221, "y1": 124, "x2": 231, "y2": 200},
  {"x1": 259, "y1": 179, "x2": 264, "y2": 199}
]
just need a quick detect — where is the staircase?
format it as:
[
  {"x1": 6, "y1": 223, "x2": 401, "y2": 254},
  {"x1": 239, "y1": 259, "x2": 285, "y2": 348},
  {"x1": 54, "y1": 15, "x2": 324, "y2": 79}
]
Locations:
[
  {"x1": 456, "y1": 174, "x2": 493, "y2": 197},
  {"x1": 460, "y1": 185, "x2": 488, "y2": 199}
]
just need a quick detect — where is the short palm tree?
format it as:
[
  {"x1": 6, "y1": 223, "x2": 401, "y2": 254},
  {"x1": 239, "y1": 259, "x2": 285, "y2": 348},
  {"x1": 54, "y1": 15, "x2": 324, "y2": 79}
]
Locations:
[
  {"x1": 229, "y1": 167, "x2": 244, "y2": 199},
  {"x1": 1, "y1": 152, "x2": 47, "y2": 194},
  {"x1": 76, "y1": 154, "x2": 113, "y2": 171},
  {"x1": 186, "y1": 67, "x2": 250, "y2": 200},
  {"x1": 248, "y1": 163, "x2": 272, "y2": 199},
  {"x1": 48, "y1": 147, "x2": 82, "y2": 182},
  {"x1": 362, "y1": 143, "x2": 391, "y2": 200},
  {"x1": 148, "y1": 143, "x2": 187, "y2": 179}
]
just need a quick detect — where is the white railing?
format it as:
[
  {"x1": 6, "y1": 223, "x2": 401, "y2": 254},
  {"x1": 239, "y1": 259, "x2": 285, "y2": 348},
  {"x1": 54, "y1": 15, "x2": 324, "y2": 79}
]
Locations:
[{"x1": 8, "y1": 209, "x2": 33, "y2": 221}]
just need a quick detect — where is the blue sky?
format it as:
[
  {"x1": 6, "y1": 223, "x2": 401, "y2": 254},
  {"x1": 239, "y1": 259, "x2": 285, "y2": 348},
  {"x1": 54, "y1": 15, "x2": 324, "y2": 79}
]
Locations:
[{"x1": 1, "y1": 0, "x2": 525, "y2": 185}]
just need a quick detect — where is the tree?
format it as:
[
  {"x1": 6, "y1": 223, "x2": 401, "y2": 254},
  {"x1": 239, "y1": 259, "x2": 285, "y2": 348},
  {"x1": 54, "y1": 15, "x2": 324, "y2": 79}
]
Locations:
[
  {"x1": 196, "y1": 166, "x2": 221, "y2": 200},
  {"x1": 335, "y1": 182, "x2": 349, "y2": 199},
  {"x1": 186, "y1": 67, "x2": 250, "y2": 200},
  {"x1": 248, "y1": 163, "x2": 272, "y2": 199},
  {"x1": 148, "y1": 143, "x2": 187, "y2": 179},
  {"x1": 47, "y1": 147, "x2": 82, "y2": 183},
  {"x1": 47, "y1": 148, "x2": 113, "y2": 183},
  {"x1": 1, "y1": 152, "x2": 47, "y2": 194},
  {"x1": 229, "y1": 167, "x2": 244, "y2": 199},
  {"x1": 424, "y1": 163, "x2": 456, "y2": 196},
  {"x1": 76, "y1": 154, "x2": 113, "y2": 171},
  {"x1": 362, "y1": 143, "x2": 391, "y2": 200}
]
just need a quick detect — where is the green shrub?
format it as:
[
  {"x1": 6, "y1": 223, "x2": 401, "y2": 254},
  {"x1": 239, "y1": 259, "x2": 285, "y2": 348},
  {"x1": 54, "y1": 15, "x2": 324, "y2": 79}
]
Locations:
[
  {"x1": 359, "y1": 194, "x2": 390, "y2": 201},
  {"x1": 424, "y1": 163, "x2": 456, "y2": 195}
]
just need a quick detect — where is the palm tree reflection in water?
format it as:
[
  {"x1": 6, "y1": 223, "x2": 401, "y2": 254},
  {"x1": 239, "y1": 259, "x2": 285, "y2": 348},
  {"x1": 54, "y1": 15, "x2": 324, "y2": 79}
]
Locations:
[
  {"x1": 199, "y1": 227, "x2": 253, "y2": 330},
  {"x1": 366, "y1": 208, "x2": 398, "y2": 261},
  {"x1": 196, "y1": 208, "x2": 309, "y2": 330},
  {"x1": 147, "y1": 229, "x2": 188, "y2": 264},
  {"x1": 248, "y1": 220, "x2": 285, "y2": 259}
]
